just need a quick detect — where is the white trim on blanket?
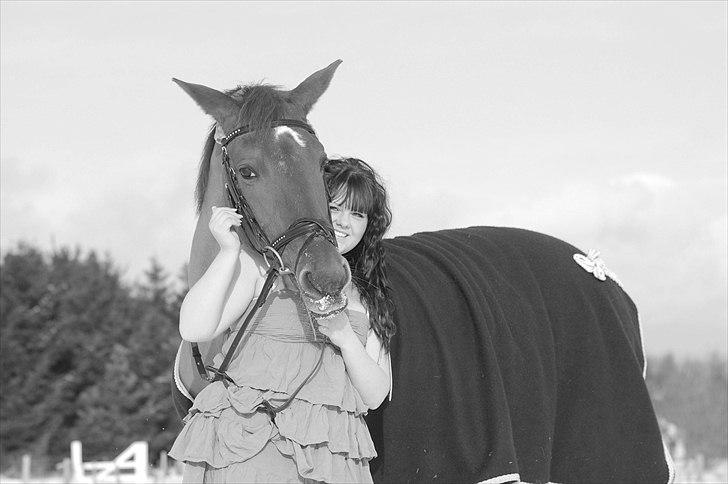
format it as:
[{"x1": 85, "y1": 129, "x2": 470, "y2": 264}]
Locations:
[
  {"x1": 637, "y1": 310, "x2": 647, "y2": 379},
  {"x1": 475, "y1": 474, "x2": 567, "y2": 484},
  {"x1": 475, "y1": 473, "x2": 520, "y2": 484},
  {"x1": 663, "y1": 437, "x2": 676, "y2": 484},
  {"x1": 174, "y1": 341, "x2": 194, "y2": 403}
]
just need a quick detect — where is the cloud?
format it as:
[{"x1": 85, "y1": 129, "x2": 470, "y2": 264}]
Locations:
[{"x1": 1, "y1": 153, "x2": 198, "y2": 282}]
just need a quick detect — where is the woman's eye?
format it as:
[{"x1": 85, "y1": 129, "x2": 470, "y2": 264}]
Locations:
[
  {"x1": 239, "y1": 167, "x2": 257, "y2": 179},
  {"x1": 329, "y1": 205, "x2": 340, "y2": 212},
  {"x1": 352, "y1": 212, "x2": 366, "y2": 219}
]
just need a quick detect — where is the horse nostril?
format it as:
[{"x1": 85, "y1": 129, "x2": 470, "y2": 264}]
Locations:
[
  {"x1": 298, "y1": 270, "x2": 323, "y2": 299},
  {"x1": 298, "y1": 262, "x2": 350, "y2": 298}
]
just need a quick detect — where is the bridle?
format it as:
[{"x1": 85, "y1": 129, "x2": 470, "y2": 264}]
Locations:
[
  {"x1": 189, "y1": 118, "x2": 338, "y2": 419},
  {"x1": 219, "y1": 118, "x2": 336, "y2": 271}
]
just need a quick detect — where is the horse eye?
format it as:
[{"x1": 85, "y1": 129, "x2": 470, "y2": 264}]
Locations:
[{"x1": 239, "y1": 167, "x2": 257, "y2": 179}]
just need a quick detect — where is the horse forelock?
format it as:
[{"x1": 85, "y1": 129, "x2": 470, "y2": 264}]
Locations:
[{"x1": 195, "y1": 83, "x2": 307, "y2": 214}]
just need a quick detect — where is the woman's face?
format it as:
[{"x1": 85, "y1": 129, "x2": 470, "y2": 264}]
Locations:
[{"x1": 329, "y1": 194, "x2": 368, "y2": 254}]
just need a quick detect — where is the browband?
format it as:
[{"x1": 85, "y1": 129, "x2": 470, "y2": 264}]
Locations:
[{"x1": 220, "y1": 119, "x2": 317, "y2": 147}]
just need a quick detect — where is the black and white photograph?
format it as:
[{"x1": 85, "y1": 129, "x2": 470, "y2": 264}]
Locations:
[{"x1": 1, "y1": 2, "x2": 726, "y2": 483}]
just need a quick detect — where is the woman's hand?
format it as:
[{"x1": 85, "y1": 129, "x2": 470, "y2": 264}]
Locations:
[
  {"x1": 316, "y1": 313, "x2": 359, "y2": 351},
  {"x1": 209, "y1": 206, "x2": 243, "y2": 252},
  {"x1": 318, "y1": 313, "x2": 391, "y2": 409}
]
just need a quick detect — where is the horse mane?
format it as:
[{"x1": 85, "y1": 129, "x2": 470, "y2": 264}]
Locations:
[
  {"x1": 194, "y1": 125, "x2": 217, "y2": 214},
  {"x1": 194, "y1": 83, "x2": 291, "y2": 214}
]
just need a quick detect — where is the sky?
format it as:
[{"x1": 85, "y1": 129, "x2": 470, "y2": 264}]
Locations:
[{"x1": 1, "y1": 1, "x2": 726, "y2": 357}]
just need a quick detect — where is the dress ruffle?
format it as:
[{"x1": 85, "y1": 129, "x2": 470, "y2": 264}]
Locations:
[
  {"x1": 215, "y1": 332, "x2": 370, "y2": 415},
  {"x1": 272, "y1": 439, "x2": 372, "y2": 483},
  {"x1": 170, "y1": 292, "x2": 375, "y2": 483},
  {"x1": 170, "y1": 380, "x2": 376, "y2": 482},
  {"x1": 169, "y1": 382, "x2": 275, "y2": 468},
  {"x1": 170, "y1": 328, "x2": 376, "y2": 481}
]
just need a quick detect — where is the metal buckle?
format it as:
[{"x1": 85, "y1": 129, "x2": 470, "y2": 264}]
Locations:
[{"x1": 263, "y1": 246, "x2": 291, "y2": 274}]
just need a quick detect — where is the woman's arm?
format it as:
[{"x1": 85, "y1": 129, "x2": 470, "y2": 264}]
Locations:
[
  {"x1": 365, "y1": 329, "x2": 392, "y2": 401},
  {"x1": 179, "y1": 207, "x2": 265, "y2": 342},
  {"x1": 316, "y1": 315, "x2": 391, "y2": 409}
]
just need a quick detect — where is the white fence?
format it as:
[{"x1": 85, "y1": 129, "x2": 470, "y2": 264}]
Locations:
[
  {"x1": 70, "y1": 441, "x2": 149, "y2": 483},
  {"x1": 0, "y1": 441, "x2": 182, "y2": 484}
]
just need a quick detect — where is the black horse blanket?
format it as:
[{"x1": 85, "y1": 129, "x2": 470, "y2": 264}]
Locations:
[
  {"x1": 171, "y1": 226, "x2": 672, "y2": 483},
  {"x1": 366, "y1": 226, "x2": 671, "y2": 483}
]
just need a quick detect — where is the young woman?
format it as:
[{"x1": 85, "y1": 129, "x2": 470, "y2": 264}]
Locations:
[{"x1": 169, "y1": 157, "x2": 394, "y2": 483}]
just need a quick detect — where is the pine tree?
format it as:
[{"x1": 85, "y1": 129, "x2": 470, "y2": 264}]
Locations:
[
  {"x1": 0, "y1": 244, "x2": 185, "y2": 470},
  {"x1": 0, "y1": 244, "x2": 52, "y2": 463},
  {"x1": 647, "y1": 353, "x2": 728, "y2": 461},
  {"x1": 125, "y1": 258, "x2": 184, "y2": 458}
]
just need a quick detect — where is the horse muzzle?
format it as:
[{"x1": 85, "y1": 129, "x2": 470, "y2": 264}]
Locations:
[{"x1": 295, "y1": 236, "x2": 351, "y2": 315}]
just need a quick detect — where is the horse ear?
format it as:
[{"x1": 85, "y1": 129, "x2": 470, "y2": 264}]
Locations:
[
  {"x1": 289, "y1": 60, "x2": 343, "y2": 114},
  {"x1": 172, "y1": 78, "x2": 240, "y2": 133}
]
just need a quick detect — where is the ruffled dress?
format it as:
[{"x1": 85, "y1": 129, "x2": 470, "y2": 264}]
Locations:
[{"x1": 169, "y1": 283, "x2": 376, "y2": 483}]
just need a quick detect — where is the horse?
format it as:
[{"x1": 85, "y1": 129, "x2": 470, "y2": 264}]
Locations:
[{"x1": 171, "y1": 61, "x2": 673, "y2": 484}]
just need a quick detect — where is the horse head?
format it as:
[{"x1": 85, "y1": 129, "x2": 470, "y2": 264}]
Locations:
[{"x1": 174, "y1": 60, "x2": 348, "y2": 315}]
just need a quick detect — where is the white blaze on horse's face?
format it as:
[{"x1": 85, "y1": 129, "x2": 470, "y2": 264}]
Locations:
[{"x1": 274, "y1": 126, "x2": 306, "y2": 147}]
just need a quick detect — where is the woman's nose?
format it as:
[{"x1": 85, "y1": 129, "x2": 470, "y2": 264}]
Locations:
[{"x1": 334, "y1": 212, "x2": 350, "y2": 228}]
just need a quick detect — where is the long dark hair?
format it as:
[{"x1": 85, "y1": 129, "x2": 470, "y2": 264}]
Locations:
[{"x1": 324, "y1": 158, "x2": 395, "y2": 352}]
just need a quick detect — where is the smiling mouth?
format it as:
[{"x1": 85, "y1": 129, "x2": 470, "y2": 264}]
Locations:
[{"x1": 335, "y1": 230, "x2": 348, "y2": 238}]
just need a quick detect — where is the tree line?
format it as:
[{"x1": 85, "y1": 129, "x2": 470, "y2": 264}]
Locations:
[
  {"x1": 646, "y1": 352, "x2": 727, "y2": 461},
  {"x1": 0, "y1": 241, "x2": 725, "y2": 473},
  {"x1": 1, "y1": 243, "x2": 185, "y2": 473}
]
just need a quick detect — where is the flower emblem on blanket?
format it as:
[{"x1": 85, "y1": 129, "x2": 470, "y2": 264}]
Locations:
[{"x1": 573, "y1": 249, "x2": 621, "y2": 286}]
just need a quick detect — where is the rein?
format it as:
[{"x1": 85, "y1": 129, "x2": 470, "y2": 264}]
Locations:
[{"x1": 189, "y1": 119, "x2": 335, "y2": 419}]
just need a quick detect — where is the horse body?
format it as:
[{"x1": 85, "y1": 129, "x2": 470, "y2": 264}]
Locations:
[
  {"x1": 366, "y1": 226, "x2": 671, "y2": 483},
  {"x1": 171, "y1": 62, "x2": 672, "y2": 483}
]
